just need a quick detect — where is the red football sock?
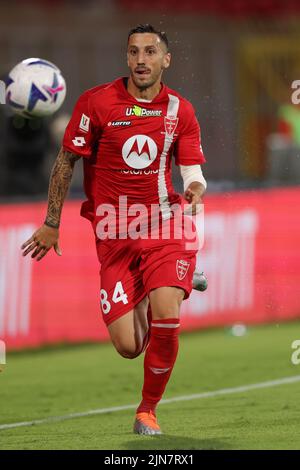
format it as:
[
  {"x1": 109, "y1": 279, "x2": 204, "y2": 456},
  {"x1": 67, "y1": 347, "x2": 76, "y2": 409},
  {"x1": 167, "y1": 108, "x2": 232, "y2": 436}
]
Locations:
[{"x1": 137, "y1": 317, "x2": 180, "y2": 415}]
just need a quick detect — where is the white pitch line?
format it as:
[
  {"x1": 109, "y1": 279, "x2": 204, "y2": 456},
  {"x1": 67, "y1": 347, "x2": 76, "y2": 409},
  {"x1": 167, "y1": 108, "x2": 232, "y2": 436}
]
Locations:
[{"x1": 1, "y1": 374, "x2": 300, "y2": 431}]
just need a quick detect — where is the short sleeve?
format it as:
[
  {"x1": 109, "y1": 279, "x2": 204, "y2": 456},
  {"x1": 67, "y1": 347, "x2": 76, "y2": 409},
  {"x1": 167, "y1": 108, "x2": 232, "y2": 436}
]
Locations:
[
  {"x1": 174, "y1": 103, "x2": 206, "y2": 166},
  {"x1": 62, "y1": 92, "x2": 99, "y2": 159}
]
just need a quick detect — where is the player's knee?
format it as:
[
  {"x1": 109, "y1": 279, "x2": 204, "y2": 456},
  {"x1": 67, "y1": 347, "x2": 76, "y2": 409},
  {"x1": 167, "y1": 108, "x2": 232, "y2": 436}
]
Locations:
[
  {"x1": 114, "y1": 341, "x2": 142, "y2": 359},
  {"x1": 151, "y1": 303, "x2": 181, "y2": 319},
  {"x1": 152, "y1": 310, "x2": 180, "y2": 320},
  {"x1": 149, "y1": 287, "x2": 184, "y2": 319},
  {"x1": 117, "y1": 348, "x2": 141, "y2": 360}
]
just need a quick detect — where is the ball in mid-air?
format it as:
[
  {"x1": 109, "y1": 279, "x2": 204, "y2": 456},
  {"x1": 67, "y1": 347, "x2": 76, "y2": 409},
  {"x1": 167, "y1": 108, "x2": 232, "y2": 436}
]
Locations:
[{"x1": 5, "y1": 58, "x2": 66, "y2": 118}]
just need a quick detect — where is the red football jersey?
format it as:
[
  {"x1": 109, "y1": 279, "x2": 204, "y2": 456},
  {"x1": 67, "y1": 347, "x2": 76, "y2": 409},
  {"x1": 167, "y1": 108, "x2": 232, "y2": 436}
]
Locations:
[{"x1": 63, "y1": 77, "x2": 205, "y2": 232}]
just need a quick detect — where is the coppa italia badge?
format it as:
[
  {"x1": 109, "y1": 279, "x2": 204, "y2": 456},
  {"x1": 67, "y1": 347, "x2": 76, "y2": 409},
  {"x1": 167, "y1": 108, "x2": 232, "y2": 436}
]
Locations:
[
  {"x1": 176, "y1": 260, "x2": 190, "y2": 280},
  {"x1": 79, "y1": 113, "x2": 90, "y2": 132},
  {"x1": 164, "y1": 116, "x2": 179, "y2": 136}
]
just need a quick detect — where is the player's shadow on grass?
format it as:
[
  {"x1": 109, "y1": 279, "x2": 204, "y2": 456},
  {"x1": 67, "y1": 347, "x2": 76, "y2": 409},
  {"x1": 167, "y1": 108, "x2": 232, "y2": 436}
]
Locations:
[{"x1": 123, "y1": 436, "x2": 228, "y2": 450}]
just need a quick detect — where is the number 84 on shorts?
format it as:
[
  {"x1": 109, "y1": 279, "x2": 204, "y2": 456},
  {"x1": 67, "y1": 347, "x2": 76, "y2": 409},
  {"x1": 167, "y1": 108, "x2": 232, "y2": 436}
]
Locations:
[{"x1": 100, "y1": 281, "x2": 128, "y2": 315}]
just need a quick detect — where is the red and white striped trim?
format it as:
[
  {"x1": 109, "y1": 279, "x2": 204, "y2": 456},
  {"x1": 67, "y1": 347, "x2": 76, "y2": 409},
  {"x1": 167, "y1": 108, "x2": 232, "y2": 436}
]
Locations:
[
  {"x1": 149, "y1": 367, "x2": 171, "y2": 374},
  {"x1": 151, "y1": 323, "x2": 180, "y2": 328},
  {"x1": 158, "y1": 94, "x2": 180, "y2": 220}
]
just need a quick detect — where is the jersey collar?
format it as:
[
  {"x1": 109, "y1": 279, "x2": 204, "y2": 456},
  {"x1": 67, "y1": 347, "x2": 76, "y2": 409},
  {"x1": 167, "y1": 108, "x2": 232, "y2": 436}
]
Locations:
[{"x1": 115, "y1": 77, "x2": 167, "y2": 104}]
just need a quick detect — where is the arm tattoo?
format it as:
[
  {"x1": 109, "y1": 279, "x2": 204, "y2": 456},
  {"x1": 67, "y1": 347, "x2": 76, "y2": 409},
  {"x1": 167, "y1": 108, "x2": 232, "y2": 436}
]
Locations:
[{"x1": 45, "y1": 148, "x2": 80, "y2": 228}]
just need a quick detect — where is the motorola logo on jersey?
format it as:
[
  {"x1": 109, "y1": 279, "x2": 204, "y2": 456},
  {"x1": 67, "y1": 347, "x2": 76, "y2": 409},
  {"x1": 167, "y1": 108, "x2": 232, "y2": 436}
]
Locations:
[
  {"x1": 122, "y1": 135, "x2": 157, "y2": 169},
  {"x1": 120, "y1": 169, "x2": 159, "y2": 175}
]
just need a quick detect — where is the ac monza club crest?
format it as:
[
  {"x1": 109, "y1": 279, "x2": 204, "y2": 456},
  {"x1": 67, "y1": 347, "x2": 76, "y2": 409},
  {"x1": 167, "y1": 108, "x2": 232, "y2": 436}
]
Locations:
[
  {"x1": 176, "y1": 259, "x2": 190, "y2": 281},
  {"x1": 164, "y1": 115, "x2": 179, "y2": 136},
  {"x1": 122, "y1": 134, "x2": 157, "y2": 169}
]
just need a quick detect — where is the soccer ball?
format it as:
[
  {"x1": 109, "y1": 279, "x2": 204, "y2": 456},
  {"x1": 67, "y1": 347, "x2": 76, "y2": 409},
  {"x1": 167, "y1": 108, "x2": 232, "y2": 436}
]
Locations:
[{"x1": 5, "y1": 58, "x2": 66, "y2": 118}]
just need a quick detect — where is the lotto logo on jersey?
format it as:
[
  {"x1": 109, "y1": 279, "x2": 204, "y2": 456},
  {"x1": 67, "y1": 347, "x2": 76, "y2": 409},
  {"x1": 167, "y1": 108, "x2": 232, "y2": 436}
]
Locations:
[
  {"x1": 125, "y1": 105, "x2": 162, "y2": 117},
  {"x1": 108, "y1": 121, "x2": 131, "y2": 127},
  {"x1": 122, "y1": 135, "x2": 157, "y2": 169},
  {"x1": 72, "y1": 136, "x2": 86, "y2": 146}
]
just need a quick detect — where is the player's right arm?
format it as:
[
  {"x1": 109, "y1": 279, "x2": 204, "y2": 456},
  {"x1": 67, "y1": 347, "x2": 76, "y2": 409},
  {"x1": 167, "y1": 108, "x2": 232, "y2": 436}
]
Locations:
[
  {"x1": 21, "y1": 148, "x2": 80, "y2": 261},
  {"x1": 21, "y1": 88, "x2": 101, "y2": 261}
]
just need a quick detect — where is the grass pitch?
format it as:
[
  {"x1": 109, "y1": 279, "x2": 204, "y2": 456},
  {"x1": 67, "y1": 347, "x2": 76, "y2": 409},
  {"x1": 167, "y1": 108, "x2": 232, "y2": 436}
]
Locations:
[{"x1": 1, "y1": 321, "x2": 300, "y2": 450}]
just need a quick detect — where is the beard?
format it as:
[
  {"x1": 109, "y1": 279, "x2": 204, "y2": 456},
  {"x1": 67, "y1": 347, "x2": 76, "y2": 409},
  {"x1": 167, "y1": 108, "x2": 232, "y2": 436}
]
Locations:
[{"x1": 131, "y1": 70, "x2": 161, "y2": 91}]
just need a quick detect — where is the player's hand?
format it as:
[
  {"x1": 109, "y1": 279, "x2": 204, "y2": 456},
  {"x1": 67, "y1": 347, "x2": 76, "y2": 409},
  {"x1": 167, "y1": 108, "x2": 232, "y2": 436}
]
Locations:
[
  {"x1": 183, "y1": 182, "x2": 204, "y2": 215},
  {"x1": 21, "y1": 224, "x2": 62, "y2": 261}
]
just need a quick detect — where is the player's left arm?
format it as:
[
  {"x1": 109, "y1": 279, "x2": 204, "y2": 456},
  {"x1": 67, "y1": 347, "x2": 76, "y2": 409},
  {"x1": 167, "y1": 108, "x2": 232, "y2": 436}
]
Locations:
[
  {"x1": 181, "y1": 165, "x2": 207, "y2": 214},
  {"x1": 174, "y1": 102, "x2": 207, "y2": 214}
]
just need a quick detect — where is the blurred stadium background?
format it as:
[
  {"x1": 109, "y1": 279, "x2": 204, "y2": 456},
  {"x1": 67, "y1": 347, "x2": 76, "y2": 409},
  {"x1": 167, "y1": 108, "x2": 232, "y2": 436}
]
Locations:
[{"x1": 1, "y1": 0, "x2": 300, "y2": 450}]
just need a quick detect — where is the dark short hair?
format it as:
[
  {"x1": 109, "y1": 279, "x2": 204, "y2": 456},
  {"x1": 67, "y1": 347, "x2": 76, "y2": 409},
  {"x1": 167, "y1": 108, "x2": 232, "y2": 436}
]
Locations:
[{"x1": 128, "y1": 24, "x2": 169, "y2": 51}]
